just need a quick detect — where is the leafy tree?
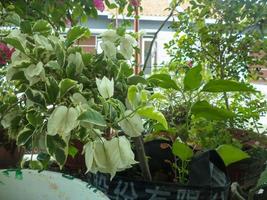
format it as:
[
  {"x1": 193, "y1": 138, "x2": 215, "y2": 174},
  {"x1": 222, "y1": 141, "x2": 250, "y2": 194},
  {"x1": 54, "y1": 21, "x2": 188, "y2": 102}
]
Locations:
[{"x1": 165, "y1": 0, "x2": 267, "y2": 110}]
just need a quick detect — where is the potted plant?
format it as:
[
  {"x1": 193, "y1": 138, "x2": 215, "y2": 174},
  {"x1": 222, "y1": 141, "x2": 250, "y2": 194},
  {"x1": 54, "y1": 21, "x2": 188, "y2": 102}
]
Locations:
[
  {"x1": 1, "y1": 0, "x2": 267, "y2": 200},
  {"x1": 0, "y1": 39, "x2": 24, "y2": 169}
]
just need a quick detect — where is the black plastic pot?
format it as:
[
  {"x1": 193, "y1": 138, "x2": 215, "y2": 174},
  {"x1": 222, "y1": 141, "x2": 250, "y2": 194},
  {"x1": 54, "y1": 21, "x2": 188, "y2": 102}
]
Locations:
[
  {"x1": 227, "y1": 157, "x2": 266, "y2": 190},
  {"x1": 88, "y1": 150, "x2": 231, "y2": 200}
]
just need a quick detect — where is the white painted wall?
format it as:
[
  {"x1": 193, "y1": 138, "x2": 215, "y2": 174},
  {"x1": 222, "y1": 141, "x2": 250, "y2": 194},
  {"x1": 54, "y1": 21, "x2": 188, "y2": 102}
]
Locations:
[{"x1": 156, "y1": 31, "x2": 175, "y2": 65}]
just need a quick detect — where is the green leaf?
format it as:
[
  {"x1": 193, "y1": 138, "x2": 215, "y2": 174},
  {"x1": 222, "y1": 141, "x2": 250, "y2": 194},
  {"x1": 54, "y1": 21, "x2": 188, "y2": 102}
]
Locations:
[
  {"x1": 104, "y1": 0, "x2": 118, "y2": 9},
  {"x1": 216, "y1": 144, "x2": 250, "y2": 166},
  {"x1": 172, "y1": 140, "x2": 193, "y2": 161},
  {"x1": 118, "y1": 62, "x2": 133, "y2": 78},
  {"x1": 68, "y1": 145, "x2": 78, "y2": 158},
  {"x1": 66, "y1": 26, "x2": 90, "y2": 47},
  {"x1": 24, "y1": 62, "x2": 45, "y2": 85},
  {"x1": 17, "y1": 127, "x2": 33, "y2": 146},
  {"x1": 149, "y1": 93, "x2": 167, "y2": 101},
  {"x1": 71, "y1": 93, "x2": 87, "y2": 105},
  {"x1": 29, "y1": 160, "x2": 43, "y2": 170},
  {"x1": 20, "y1": 20, "x2": 32, "y2": 34},
  {"x1": 59, "y1": 78, "x2": 77, "y2": 97},
  {"x1": 46, "y1": 77, "x2": 59, "y2": 104},
  {"x1": 46, "y1": 134, "x2": 68, "y2": 168},
  {"x1": 256, "y1": 166, "x2": 267, "y2": 189},
  {"x1": 78, "y1": 108, "x2": 106, "y2": 127},
  {"x1": 37, "y1": 153, "x2": 50, "y2": 168},
  {"x1": 202, "y1": 80, "x2": 256, "y2": 92},
  {"x1": 11, "y1": 60, "x2": 31, "y2": 69},
  {"x1": 191, "y1": 101, "x2": 235, "y2": 120},
  {"x1": 147, "y1": 74, "x2": 179, "y2": 90},
  {"x1": 1, "y1": 110, "x2": 19, "y2": 129},
  {"x1": 33, "y1": 35, "x2": 53, "y2": 50},
  {"x1": 3, "y1": 37, "x2": 25, "y2": 53},
  {"x1": 137, "y1": 106, "x2": 168, "y2": 129},
  {"x1": 184, "y1": 65, "x2": 202, "y2": 91},
  {"x1": 127, "y1": 75, "x2": 147, "y2": 85},
  {"x1": 6, "y1": 12, "x2": 20, "y2": 26},
  {"x1": 9, "y1": 71, "x2": 27, "y2": 81},
  {"x1": 46, "y1": 60, "x2": 61, "y2": 70},
  {"x1": 32, "y1": 20, "x2": 52, "y2": 35},
  {"x1": 127, "y1": 85, "x2": 139, "y2": 107},
  {"x1": 25, "y1": 89, "x2": 46, "y2": 107},
  {"x1": 26, "y1": 110, "x2": 43, "y2": 127},
  {"x1": 55, "y1": 43, "x2": 65, "y2": 67}
]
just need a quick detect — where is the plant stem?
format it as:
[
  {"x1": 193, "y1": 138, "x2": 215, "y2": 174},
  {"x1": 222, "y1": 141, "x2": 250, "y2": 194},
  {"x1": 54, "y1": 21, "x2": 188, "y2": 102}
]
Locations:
[
  {"x1": 133, "y1": 136, "x2": 152, "y2": 181},
  {"x1": 142, "y1": 3, "x2": 178, "y2": 73}
]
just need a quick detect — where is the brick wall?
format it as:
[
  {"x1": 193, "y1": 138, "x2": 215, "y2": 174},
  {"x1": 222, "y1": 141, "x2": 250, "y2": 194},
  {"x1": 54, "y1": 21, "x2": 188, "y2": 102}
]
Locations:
[{"x1": 77, "y1": 36, "x2": 97, "y2": 53}]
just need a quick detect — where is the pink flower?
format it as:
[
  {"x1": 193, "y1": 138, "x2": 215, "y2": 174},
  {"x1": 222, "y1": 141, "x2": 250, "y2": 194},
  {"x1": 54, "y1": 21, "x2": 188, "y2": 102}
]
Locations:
[
  {"x1": 93, "y1": 0, "x2": 105, "y2": 12},
  {"x1": 0, "y1": 43, "x2": 15, "y2": 65},
  {"x1": 130, "y1": 0, "x2": 140, "y2": 7}
]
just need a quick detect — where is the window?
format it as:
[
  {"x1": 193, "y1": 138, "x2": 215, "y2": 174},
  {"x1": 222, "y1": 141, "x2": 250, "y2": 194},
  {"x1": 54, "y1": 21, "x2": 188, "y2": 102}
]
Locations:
[
  {"x1": 142, "y1": 35, "x2": 157, "y2": 74},
  {"x1": 77, "y1": 36, "x2": 97, "y2": 53}
]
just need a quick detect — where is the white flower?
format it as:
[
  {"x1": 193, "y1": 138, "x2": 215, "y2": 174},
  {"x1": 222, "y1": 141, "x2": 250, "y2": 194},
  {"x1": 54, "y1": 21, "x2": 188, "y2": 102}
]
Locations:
[
  {"x1": 119, "y1": 110, "x2": 144, "y2": 137},
  {"x1": 101, "y1": 30, "x2": 119, "y2": 42},
  {"x1": 125, "y1": 34, "x2": 138, "y2": 47},
  {"x1": 120, "y1": 34, "x2": 137, "y2": 60},
  {"x1": 83, "y1": 136, "x2": 137, "y2": 179},
  {"x1": 100, "y1": 41, "x2": 117, "y2": 60},
  {"x1": 47, "y1": 106, "x2": 79, "y2": 138},
  {"x1": 96, "y1": 76, "x2": 114, "y2": 99}
]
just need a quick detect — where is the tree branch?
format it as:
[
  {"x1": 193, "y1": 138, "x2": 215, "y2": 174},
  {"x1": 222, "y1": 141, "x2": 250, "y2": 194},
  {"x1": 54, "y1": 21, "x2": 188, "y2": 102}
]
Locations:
[{"x1": 142, "y1": 3, "x2": 178, "y2": 73}]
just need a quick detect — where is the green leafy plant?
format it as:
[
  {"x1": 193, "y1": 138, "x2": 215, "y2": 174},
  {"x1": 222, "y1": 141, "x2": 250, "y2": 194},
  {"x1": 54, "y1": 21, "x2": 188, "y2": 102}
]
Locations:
[{"x1": 0, "y1": 0, "x2": 172, "y2": 179}]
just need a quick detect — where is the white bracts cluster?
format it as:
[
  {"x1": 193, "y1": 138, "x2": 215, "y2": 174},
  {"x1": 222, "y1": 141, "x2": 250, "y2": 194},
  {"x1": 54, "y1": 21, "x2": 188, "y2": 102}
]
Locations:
[{"x1": 83, "y1": 136, "x2": 137, "y2": 179}]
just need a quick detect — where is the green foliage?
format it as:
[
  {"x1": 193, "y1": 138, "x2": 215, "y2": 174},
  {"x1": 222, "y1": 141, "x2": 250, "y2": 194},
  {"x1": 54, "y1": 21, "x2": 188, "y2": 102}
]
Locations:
[
  {"x1": 172, "y1": 140, "x2": 193, "y2": 161},
  {"x1": 78, "y1": 108, "x2": 106, "y2": 127},
  {"x1": 216, "y1": 144, "x2": 250, "y2": 166},
  {"x1": 1, "y1": 0, "x2": 266, "y2": 185},
  {"x1": 59, "y1": 79, "x2": 78, "y2": 97},
  {"x1": 32, "y1": 20, "x2": 52, "y2": 35},
  {"x1": 66, "y1": 26, "x2": 90, "y2": 47},
  {"x1": 202, "y1": 80, "x2": 256, "y2": 92},
  {"x1": 46, "y1": 134, "x2": 68, "y2": 168},
  {"x1": 167, "y1": 0, "x2": 267, "y2": 81},
  {"x1": 184, "y1": 65, "x2": 202, "y2": 91},
  {"x1": 191, "y1": 101, "x2": 235, "y2": 120},
  {"x1": 17, "y1": 127, "x2": 34, "y2": 146},
  {"x1": 256, "y1": 165, "x2": 267, "y2": 189},
  {"x1": 3, "y1": 37, "x2": 25, "y2": 53},
  {"x1": 138, "y1": 106, "x2": 168, "y2": 130},
  {"x1": 147, "y1": 73, "x2": 179, "y2": 90}
]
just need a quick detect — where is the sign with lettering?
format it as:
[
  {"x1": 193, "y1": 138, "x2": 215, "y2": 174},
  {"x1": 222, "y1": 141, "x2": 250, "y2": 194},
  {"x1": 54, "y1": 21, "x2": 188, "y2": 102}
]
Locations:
[{"x1": 88, "y1": 173, "x2": 230, "y2": 200}]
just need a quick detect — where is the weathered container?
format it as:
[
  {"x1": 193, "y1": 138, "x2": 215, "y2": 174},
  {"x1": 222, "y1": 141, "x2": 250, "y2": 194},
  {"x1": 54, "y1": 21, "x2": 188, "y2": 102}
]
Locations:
[{"x1": 0, "y1": 169, "x2": 109, "y2": 200}]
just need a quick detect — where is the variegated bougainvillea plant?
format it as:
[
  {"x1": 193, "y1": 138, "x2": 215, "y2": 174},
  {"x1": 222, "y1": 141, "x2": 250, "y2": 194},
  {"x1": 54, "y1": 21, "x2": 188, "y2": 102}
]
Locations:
[{"x1": 0, "y1": 0, "x2": 169, "y2": 178}]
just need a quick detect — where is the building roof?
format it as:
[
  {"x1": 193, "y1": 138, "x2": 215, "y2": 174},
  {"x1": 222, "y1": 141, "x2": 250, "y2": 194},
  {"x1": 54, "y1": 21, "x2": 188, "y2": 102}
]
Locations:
[
  {"x1": 140, "y1": 0, "x2": 170, "y2": 17},
  {"x1": 105, "y1": 0, "x2": 190, "y2": 18}
]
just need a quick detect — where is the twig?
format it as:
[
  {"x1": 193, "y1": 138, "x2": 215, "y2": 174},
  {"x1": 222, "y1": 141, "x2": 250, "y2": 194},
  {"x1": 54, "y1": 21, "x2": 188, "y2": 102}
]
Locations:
[
  {"x1": 142, "y1": 3, "x2": 178, "y2": 73},
  {"x1": 133, "y1": 136, "x2": 152, "y2": 181}
]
